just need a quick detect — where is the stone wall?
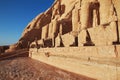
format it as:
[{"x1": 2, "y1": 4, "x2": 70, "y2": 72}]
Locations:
[{"x1": 30, "y1": 45, "x2": 120, "y2": 80}]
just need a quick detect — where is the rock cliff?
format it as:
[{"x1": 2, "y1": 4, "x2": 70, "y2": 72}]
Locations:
[{"x1": 6, "y1": 0, "x2": 120, "y2": 51}]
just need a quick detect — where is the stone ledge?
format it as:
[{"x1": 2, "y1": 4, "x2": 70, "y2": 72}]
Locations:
[
  {"x1": 29, "y1": 45, "x2": 120, "y2": 80},
  {"x1": 30, "y1": 45, "x2": 120, "y2": 58}
]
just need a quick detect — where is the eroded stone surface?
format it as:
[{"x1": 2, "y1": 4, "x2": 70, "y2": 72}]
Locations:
[{"x1": 30, "y1": 45, "x2": 120, "y2": 80}]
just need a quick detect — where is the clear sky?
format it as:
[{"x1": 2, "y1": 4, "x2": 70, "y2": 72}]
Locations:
[{"x1": 0, "y1": 0, "x2": 54, "y2": 46}]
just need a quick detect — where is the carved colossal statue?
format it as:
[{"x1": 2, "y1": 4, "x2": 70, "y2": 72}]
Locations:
[
  {"x1": 51, "y1": 0, "x2": 61, "y2": 20},
  {"x1": 50, "y1": 0, "x2": 61, "y2": 47},
  {"x1": 108, "y1": 3, "x2": 118, "y2": 42},
  {"x1": 72, "y1": 0, "x2": 81, "y2": 32},
  {"x1": 51, "y1": 0, "x2": 61, "y2": 33},
  {"x1": 80, "y1": 1, "x2": 90, "y2": 30}
]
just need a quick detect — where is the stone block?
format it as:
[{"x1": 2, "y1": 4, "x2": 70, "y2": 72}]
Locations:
[
  {"x1": 97, "y1": 46, "x2": 116, "y2": 58},
  {"x1": 78, "y1": 25, "x2": 118, "y2": 46},
  {"x1": 87, "y1": 27, "x2": 107, "y2": 46},
  {"x1": 61, "y1": 33, "x2": 75, "y2": 47}
]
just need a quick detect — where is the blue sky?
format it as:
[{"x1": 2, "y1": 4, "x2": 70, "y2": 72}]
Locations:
[{"x1": 0, "y1": 0, "x2": 54, "y2": 46}]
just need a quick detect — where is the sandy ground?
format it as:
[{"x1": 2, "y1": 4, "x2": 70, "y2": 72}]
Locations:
[{"x1": 0, "y1": 57, "x2": 95, "y2": 80}]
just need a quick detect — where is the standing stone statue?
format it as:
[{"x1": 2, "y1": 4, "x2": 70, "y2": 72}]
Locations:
[
  {"x1": 108, "y1": 3, "x2": 118, "y2": 43},
  {"x1": 72, "y1": 0, "x2": 82, "y2": 32},
  {"x1": 51, "y1": 0, "x2": 61, "y2": 47},
  {"x1": 70, "y1": 0, "x2": 82, "y2": 47},
  {"x1": 80, "y1": 0, "x2": 90, "y2": 30}
]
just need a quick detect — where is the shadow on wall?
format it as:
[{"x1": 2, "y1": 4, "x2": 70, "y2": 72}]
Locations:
[
  {"x1": 88, "y1": 1, "x2": 100, "y2": 28},
  {"x1": 84, "y1": 30, "x2": 95, "y2": 46}
]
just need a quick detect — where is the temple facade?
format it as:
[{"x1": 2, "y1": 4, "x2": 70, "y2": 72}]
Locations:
[
  {"x1": 5, "y1": 0, "x2": 120, "y2": 51},
  {"x1": 27, "y1": 0, "x2": 120, "y2": 49}
]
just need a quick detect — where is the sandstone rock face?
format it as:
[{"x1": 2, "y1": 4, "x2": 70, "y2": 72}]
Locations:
[
  {"x1": 0, "y1": 46, "x2": 9, "y2": 53},
  {"x1": 8, "y1": 0, "x2": 120, "y2": 50}
]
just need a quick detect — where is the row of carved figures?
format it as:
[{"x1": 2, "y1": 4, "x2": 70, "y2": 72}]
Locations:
[{"x1": 17, "y1": 0, "x2": 119, "y2": 49}]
